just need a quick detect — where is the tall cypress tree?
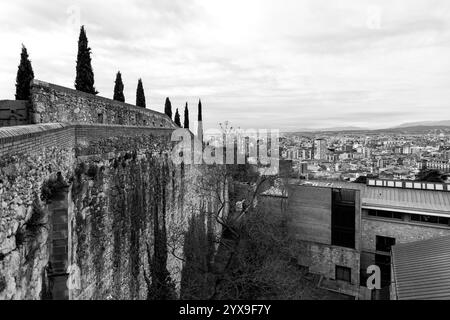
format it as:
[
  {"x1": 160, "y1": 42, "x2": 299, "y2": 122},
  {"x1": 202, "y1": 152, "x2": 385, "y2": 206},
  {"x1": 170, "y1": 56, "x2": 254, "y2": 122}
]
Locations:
[
  {"x1": 164, "y1": 97, "x2": 172, "y2": 119},
  {"x1": 136, "y1": 78, "x2": 146, "y2": 108},
  {"x1": 184, "y1": 102, "x2": 189, "y2": 129},
  {"x1": 15, "y1": 45, "x2": 35, "y2": 100},
  {"x1": 113, "y1": 71, "x2": 125, "y2": 102},
  {"x1": 75, "y1": 26, "x2": 97, "y2": 94},
  {"x1": 198, "y1": 99, "x2": 202, "y2": 121},
  {"x1": 174, "y1": 108, "x2": 181, "y2": 127}
]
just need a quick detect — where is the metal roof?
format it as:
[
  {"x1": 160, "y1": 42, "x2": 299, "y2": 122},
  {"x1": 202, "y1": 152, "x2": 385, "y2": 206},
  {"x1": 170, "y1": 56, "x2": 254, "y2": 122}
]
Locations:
[
  {"x1": 291, "y1": 180, "x2": 450, "y2": 216},
  {"x1": 362, "y1": 186, "x2": 450, "y2": 216},
  {"x1": 391, "y1": 235, "x2": 450, "y2": 300}
]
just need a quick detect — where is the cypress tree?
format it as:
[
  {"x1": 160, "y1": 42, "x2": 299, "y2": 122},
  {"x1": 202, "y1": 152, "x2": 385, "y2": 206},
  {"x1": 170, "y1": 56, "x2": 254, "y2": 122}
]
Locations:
[
  {"x1": 164, "y1": 97, "x2": 172, "y2": 119},
  {"x1": 184, "y1": 102, "x2": 189, "y2": 129},
  {"x1": 198, "y1": 99, "x2": 202, "y2": 121},
  {"x1": 75, "y1": 26, "x2": 97, "y2": 94},
  {"x1": 15, "y1": 45, "x2": 35, "y2": 100},
  {"x1": 136, "y1": 78, "x2": 146, "y2": 108},
  {"x1": 174, "y1": 108, "x2": 181, "y2": 127},
  {"x1": 113, "y1": 71, "x2": 125, "y2": 102}
]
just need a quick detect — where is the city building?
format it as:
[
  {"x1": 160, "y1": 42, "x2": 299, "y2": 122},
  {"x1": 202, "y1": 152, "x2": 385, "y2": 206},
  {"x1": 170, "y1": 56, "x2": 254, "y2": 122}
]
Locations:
[
  {"x1": 260, "y1": 178, "x2": 450, "y2": 299},
  {"x1": 314, "y1": 138, "x2": 327, "y2": 161}
]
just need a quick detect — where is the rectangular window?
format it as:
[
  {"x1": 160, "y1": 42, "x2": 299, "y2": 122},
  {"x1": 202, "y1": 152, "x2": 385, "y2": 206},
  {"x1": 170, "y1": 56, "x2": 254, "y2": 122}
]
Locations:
[
  {"x1": 335, "y1": 266, "x2": 351, "y2": 283},
  {"x1": 97, "y1": 113, "x2": 103, "y2": 123},
  {"x1": 367, "y1": 209, "x2": 402, "y2": 220},
  {"x1": 411, "y1": 214, "x2": 449, "y2": 226},
  {"x1": 331, "y1": 189, "x2": 356, "y2": 249},
  {"x1": 376, "y1": 236, "x2": 396, "y2": 253}
]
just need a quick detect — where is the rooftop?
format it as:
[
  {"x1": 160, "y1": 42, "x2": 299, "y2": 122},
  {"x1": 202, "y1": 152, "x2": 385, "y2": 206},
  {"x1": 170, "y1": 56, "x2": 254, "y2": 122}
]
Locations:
[
  {"x1": 287, "y1": 179, "x2": 450, "y2": 216},
  {"x1": 392, "y1": 235, "x2": 450, "y2": 300}
]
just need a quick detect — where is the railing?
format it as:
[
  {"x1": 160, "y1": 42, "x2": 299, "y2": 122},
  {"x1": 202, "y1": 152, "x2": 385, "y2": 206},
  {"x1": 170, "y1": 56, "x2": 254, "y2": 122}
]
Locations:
[{"x1": 367, "y1": 179, "x2": 449, "y2": 192}]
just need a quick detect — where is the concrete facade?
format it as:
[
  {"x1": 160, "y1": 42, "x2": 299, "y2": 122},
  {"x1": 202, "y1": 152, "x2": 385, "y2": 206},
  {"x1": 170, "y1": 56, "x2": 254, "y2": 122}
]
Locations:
[{"x1": 261, "y1": 184, "x2": 362, "y2": 297}]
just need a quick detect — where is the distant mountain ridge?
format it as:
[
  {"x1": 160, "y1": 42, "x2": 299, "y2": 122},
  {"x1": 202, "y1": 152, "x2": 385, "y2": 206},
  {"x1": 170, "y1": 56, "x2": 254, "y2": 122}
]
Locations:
[
  {"x1": 394, "y1": 120, "x2": 450, "y2": 128},
  {"x1": 284, "y1": 120, "x2": 450, "y2": 134}
]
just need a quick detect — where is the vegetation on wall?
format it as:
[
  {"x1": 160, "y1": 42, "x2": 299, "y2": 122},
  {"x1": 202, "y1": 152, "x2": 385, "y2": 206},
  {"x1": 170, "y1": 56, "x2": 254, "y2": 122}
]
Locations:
[
  {"x1": 143, "y1": 159, "x2": 176, "y2": 300},
  {"x1": 15, "y1": 199, "x2": 46, "y2": 250},
  {"x1": 40, "y1": 172, "x2": 68, "y2": 203},
  {"x1": 174, "y1": 163, "x2": 306, "y2": 300}
]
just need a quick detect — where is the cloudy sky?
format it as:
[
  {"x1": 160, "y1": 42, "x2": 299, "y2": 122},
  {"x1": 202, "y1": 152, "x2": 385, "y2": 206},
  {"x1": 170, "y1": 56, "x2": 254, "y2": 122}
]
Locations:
[{"x1": 1, "y1": 0, "x2": 450, "y2": 130}]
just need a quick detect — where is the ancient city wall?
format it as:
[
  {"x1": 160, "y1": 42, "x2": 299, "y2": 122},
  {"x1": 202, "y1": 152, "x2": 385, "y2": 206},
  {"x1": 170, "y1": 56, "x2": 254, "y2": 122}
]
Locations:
[
  {"x1": 29, "y1": 80, "x2": 176, "y2": 129},
  {"x1": 0, "y1": 100, "x2": 29, "y2": 127},
  {"x1": 66, "y1": 135, "x2": 218, "y2": 300},
  {"x1": 0, "y1": 123, "x2": 76, "y2": 157},
  {"x1": 1, "y1": 122, "x2": 219, "y2": 300},
  {"x1": 0, "y1": 124, "x2": 76, "y2": 299}
]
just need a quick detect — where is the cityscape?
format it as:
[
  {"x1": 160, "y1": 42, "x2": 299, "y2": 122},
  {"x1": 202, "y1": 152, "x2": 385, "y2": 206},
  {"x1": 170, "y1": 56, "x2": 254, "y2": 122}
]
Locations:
[{"x1": 280, "y1": 126, "x2": 450, "y2": 182}]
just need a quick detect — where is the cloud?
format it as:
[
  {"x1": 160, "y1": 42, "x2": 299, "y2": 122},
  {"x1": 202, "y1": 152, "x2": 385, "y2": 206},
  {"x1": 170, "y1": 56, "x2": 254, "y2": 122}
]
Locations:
[{"x1": 0, "y1": 0, "x2": 450, "y2": 130}]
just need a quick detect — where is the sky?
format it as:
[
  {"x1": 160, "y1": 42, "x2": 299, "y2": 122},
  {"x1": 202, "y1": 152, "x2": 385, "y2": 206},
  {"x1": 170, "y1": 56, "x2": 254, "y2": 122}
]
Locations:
[{"x1": 1, "y1": 0, "x2": 450, "y2": 131}]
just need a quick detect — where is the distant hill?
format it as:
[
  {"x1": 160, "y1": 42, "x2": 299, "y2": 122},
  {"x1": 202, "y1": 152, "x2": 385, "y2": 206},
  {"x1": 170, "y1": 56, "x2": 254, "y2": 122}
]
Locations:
[
  {"x1": 283, "y1": 120, "x2": 450, "y2": 135},
  {"x1": 285, "y1": 126, "x2": 367, "y2": 134},
  {"x1": 394, "y1": 120, "x2": 450, "y2": 128},
  {"x1": 375, "y1": 125, "x2": 450, "y2": 134}
]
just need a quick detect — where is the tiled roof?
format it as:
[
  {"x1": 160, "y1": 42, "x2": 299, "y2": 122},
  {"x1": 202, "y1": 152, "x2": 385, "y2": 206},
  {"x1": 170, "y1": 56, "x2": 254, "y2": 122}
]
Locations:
[{"x1": 392, "y1": 235, "x2": 450, "y2": 300}]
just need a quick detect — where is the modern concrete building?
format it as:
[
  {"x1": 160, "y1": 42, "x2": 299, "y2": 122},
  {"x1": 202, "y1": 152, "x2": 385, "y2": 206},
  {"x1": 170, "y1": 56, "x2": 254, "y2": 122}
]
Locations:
[{"x1": 260, "y1": 178, "x2": 450, "y2": 299}]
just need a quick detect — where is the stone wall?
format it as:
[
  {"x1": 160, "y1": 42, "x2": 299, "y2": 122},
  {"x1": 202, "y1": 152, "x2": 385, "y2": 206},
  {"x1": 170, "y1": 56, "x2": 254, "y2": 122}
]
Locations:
[
  {"x1": 30, "y1": 80, "x2": 176, "y2": 129},
  {"x1": 0, "y1": 123, "x2": 75, "y2": 157},
  {"x1": 361, "y1": 215, "x2": 450, "y2": 252},
  {"x1": 67, "y1": 135, "x2": 220, "y2": 300},
  {"x1": 294, "y1": 241, "x2": 360, "y2": 295},
  {"x1": 1, "y1": 122, "x2": 221, "y2": 300},
  {"x1": 0, "y1": 100, "x2": 29, "y2": 127},
  {"x1": 0, "y1": 138, "x2": 75, "y2": 299}
]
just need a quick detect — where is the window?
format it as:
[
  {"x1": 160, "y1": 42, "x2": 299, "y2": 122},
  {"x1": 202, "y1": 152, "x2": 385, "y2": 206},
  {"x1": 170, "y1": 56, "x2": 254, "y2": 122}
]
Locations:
[
  {"x1": 376, "y1": 236, "x2": 395, "y2": 253},
  {"x1": 97, "y1": 113, "x2": 103, "y2": 123},
  {"x1": 410, "y1": 214, "x2": 449, "y2": 226},
  {"x1": 335, "y1": 266, "x2": 351, "y2": 283},
  {"x1": 375, "y1": 236, "x2": 395, "y2": 288},
  {"x1": 367, "y1": 209, "x2": 402, "y2": 220},
  {"x1": 331, "y1": 189, "x2": 356, "y2": 249}
]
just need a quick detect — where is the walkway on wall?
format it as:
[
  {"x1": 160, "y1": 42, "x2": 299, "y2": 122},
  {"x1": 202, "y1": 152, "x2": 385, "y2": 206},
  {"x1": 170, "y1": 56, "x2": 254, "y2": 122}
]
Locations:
[{"x1": 47, "y1": 187, "x2": 69, "y2": 300}]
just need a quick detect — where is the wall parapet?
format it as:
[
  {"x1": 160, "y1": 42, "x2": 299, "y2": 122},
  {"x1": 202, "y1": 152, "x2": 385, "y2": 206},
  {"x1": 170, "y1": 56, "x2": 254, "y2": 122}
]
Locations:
[
  {"x1": 30, "y1": 79, "x2": 176, "y2": 129},
  {"x1": 0, "y1": 123, "x2": 175, "y2": 158}
]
